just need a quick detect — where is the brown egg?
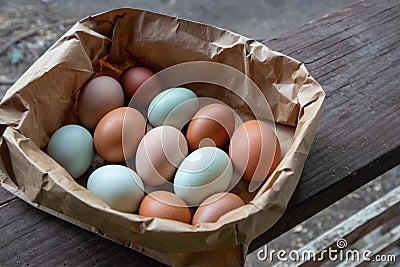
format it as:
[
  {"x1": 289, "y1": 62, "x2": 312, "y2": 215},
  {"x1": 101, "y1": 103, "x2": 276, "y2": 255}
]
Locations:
[
  {"x1": 120, "y1": 67, "x2": 162, "y2": 106},
  {"x1": 94, "y1": 107, "x2": 146, "y2": 162},
  {"x1": 186, "y1": 103, "x2": 235, "y2": 151},
  {"x1": 139, "y1": 191, "x2": 191, "y2": 224},
  {"x1": 77, "y1": 76, "x2": 124, "y2": 130},
  {"x1": 229, "y1": 120, "x2": 281, "y2": 183},
  {"x1": 136, "y1": 126, "x2": 188, "y2": 186},
  {"x1": 192, "y1": 192, "x2": 245, "y2": 225}
]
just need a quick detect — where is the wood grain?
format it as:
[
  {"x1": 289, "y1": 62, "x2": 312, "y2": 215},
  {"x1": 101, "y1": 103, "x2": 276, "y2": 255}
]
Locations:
[
  {"x1": 0, "y1": 198, "x2": 167, "y2": 266},
  {"x1": 0, "y1": 186, "x2": 16, "y2": 205},
  {"x1": 270, "y1": 186, "x2": 400, "y2": 266},
  {"x1": 1, "y1": 0, "x2": 399, "y2": 265},
  {"x1": 250, "y1": 0, "x2": 400, "y2": 251}
]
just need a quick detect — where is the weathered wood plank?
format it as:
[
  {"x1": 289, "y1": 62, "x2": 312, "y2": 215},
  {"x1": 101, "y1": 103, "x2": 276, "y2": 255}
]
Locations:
[
  {"x1": 0, "y1": 199, "x2": 49, "y2": 248},
  {"x1": 0, "y1": 172, "x2": 17, "y2": 205},
  {"x1": 274, "y1": 0, "x2": 400, "y2": 55},
  {"x1": 339, "y1": 224, "x2": 400, "y2": 267},
  {"x1": 270, "y1": 185, "x2": 400, "y2": 267},
  {"x1": 0, "y1": 186, "x2": 16, "y2": 205},
  {"x1": 250, "y1": 0, "x2": 400, "y2": 251},
  {"x1": 0, "y1": 198, "x2": 167, "y2": 266}
]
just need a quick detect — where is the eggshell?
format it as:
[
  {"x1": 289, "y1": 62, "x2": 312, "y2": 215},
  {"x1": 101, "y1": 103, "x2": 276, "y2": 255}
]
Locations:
[
  {"x1": 186, "y1": 103, "x2": 235, "y2": 151},
  {"x1": 229, "y1": 120, "x2": 281, "y2": 183},
  {"x1": 47, "y1": 124, "x2": 94, "y2": 179},
  {"x1": 136, "y1": 126, "x2": 188, "y2": 186},
  {"x1": 94, "y1": 107, "x2": 146, "y2": 162},
  {"x1": 148, "y1": 87, "x2": 198, "y2": 129},
  {"x1": 139, "y1": 191, "x2": 191, "y2": 224},
  {"x1": 77, "y1": 76, "x2": 124, "y2": 130},
  {"x1": 121, "y1": 67, "x2": 162, "y2": 106},
  {"x1": 192, "y1": 192, "x2": 245, "y2": 225},
  {"x1": 174, "y1": 147, "x2": 233, "y2": 206},
  {"x1": 87, "y1": 165, "x2": 144, "y2": 213}
]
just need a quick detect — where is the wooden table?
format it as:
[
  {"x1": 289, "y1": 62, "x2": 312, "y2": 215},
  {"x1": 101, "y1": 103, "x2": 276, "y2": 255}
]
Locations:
[{"x1": 1, "y1": 0, "x2": 399, "y2": 265}]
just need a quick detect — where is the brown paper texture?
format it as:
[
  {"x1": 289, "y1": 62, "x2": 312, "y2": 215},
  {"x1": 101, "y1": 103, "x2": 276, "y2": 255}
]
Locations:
[{"x1": 0, "y1": 8, "x2": 325, "y2": 266}]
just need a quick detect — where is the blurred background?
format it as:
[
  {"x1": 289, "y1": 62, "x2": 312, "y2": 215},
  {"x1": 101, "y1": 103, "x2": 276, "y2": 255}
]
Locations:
[
  {"x1": 1, "y1": 0, "x2": 355, "y2": 98},
  {"x1": 1, "y1": 0, "x2": 398, "y2": 266}
]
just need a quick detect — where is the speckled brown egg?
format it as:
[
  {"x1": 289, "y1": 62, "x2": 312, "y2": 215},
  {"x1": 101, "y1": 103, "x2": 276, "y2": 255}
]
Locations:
[
  {"x1": 229, "y1": 120, "x2": 281, "y2": 183},
  {"x1": 186, "y1": 103, "x2": 235, "y2": 151},
  {"x1": 94, "y1": 107, "x2": 146, "y2": 162},
  {"x1": 192, "y1": 192, "x2": 245, "y2": 225},
  {"x1": 77, "y1": 76, "x2": 124, "y2": 130},
  {"x1": 139, "y1": 191, "x2": 191, "y2": 224}
]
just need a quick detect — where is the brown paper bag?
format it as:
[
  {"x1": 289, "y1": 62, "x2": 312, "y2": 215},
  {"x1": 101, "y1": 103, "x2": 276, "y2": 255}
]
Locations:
[{"x1": 0, "y1": 8, "x2": 324, "y2": 266}]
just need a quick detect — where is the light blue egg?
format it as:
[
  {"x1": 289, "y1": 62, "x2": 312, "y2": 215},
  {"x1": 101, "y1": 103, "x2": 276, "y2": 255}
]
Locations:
[
  {"x1": 87, "y1": 165, "x2": 144, "y2": 213},
  {"x1": 174, "y1": 147, "x2": 233, "y2": 206},
  {"x1": 148, "y1": 87, "x2": 199, "y2": 129},
  {"x1": 47, "y1": 125, "x2": 93, "y2": 179}
]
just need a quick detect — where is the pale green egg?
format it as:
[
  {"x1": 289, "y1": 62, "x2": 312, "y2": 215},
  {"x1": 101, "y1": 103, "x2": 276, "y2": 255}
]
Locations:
[
  {"x1": 87, "y1": 165, "x2": 144, "y2": 213},
  {"x1": 47, "y1": 124, "x2": 94, "y2": 179},
  {"x1": 174, "y1": 147, "x2": 233, "y2": 206},
  {"x1": 147, "y1": 87, "x2": 198, "y2": 129}
]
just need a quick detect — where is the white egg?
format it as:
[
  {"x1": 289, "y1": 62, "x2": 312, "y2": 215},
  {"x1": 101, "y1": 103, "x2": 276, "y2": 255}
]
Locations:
[
  {"x1": 174, "y1": 147, "x2": 233, "y2": 206},
  {"x1": 87, "y1": 165, "x2": 144, "y2": 213}
]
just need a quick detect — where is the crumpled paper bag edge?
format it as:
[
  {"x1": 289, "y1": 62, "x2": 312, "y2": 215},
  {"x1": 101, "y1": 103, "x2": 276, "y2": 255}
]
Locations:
[{"x1": 0, "y1": 7, "x2": 325, "y2": 265}]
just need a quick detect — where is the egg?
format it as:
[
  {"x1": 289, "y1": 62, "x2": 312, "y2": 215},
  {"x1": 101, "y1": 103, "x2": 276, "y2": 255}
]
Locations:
[
  {"x1": 94, "y1": 107, "x2": 146, "y2": 162},
  {"x1": 87, "y1": 165, "x2": 144, "y2": 213},
  {"x1": 229, "y1": 120, "x2": 281, "y2": 183},
  {"x1": 120, "y1": 67, "x2": 162, "y2": 105},
  {"x1": 77, "y1": 76, "x2": 124, "y2": 130},
  {"x1": 192, "y1": 192, "x2": 245, "y2": 225},
  {"x1": 148, "y1": 87, "x2": 199, "y2": 129},
  {"x1": 136, "y1": 126, "x2": 188, "y2": 186},
  {"x1": 174, "y1": 147, "x2": 233, "y2": 206},
  {"x1": 139, "y1": 191, "x2": 191, "y2": 224},
  {"x1": 186, "y1": 103, "x2": 235, "y2": 151},
  {"x1": 47, "y1": 125, "x2": 94, "y2": 179}
]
